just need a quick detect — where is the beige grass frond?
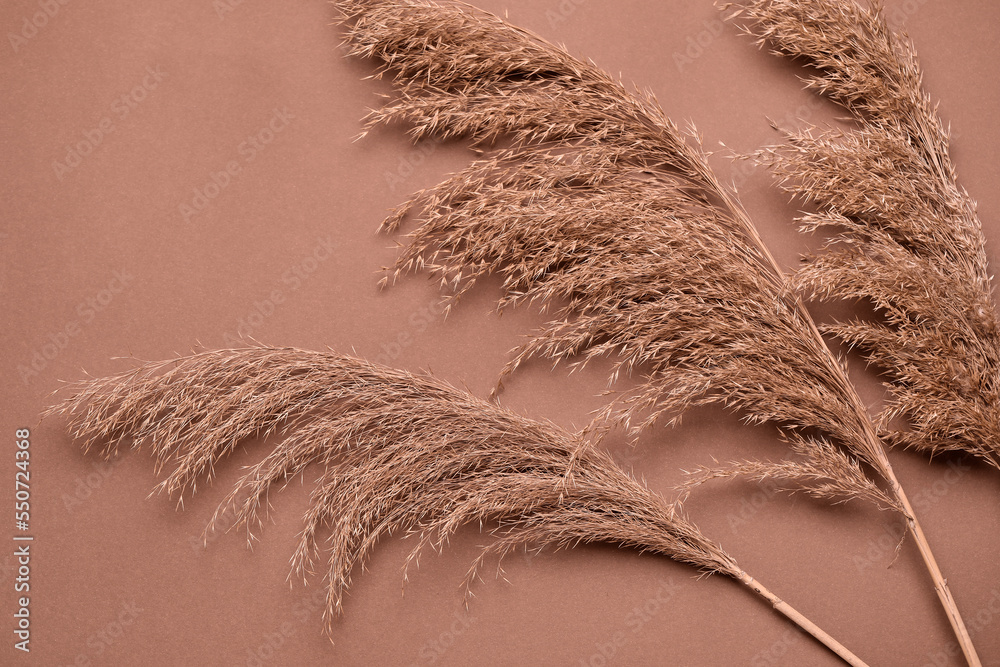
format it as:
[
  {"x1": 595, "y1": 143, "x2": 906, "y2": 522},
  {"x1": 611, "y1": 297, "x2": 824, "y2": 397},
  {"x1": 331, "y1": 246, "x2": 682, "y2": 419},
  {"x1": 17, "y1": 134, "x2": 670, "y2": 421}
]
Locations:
[
  {"x1": 678, "y1": 433, "x2": 898, "y2": 510},
  {"x1": 339, "y1": 0, "x2": 896, "y2": 507},
  {"x1": 48, "y1": 346, "x2": 879, "y2": 663},
  {"x1": 729, "y1": 0, "x2": 1000, "y2": 468},
  {"x1": 46, "y1": 346, "x2": 741, "y2": 637}
]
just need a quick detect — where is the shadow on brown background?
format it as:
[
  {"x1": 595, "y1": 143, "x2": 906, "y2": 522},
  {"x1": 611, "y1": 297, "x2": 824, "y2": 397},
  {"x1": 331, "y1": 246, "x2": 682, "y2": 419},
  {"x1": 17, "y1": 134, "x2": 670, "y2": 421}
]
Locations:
[{"x1": 2, "y1": 0, "x2": 999, "y2": 664}]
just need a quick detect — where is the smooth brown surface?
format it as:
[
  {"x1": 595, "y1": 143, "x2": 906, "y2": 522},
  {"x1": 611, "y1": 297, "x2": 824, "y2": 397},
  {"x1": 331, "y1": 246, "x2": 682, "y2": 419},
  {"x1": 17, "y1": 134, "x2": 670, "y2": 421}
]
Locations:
[{"x1": 2, "y1": 1, "x2": 999, "y2": 665}]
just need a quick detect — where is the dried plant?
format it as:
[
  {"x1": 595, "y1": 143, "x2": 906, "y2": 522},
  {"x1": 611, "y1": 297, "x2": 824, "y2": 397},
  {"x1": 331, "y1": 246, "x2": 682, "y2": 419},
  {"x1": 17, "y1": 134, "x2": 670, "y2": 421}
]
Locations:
[
  {"x1": 347, "y1": 0, "x2": 889, "y2": 499},
  {"x1": 338, "y1": 0, "x2": 981, "y2": 661},
  {"x1": 727, "y1": 0, "x2": 1000, "y2": 470},
  {"x1": 48, "y1": 346, "x2": 869, "y2": 665}
]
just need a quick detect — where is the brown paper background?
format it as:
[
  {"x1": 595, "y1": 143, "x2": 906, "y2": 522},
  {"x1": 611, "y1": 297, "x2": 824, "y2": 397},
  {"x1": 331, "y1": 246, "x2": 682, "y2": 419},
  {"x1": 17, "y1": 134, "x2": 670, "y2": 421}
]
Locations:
[{"x1": 2, "y1": 1, "x2": 999, "y2": 665}]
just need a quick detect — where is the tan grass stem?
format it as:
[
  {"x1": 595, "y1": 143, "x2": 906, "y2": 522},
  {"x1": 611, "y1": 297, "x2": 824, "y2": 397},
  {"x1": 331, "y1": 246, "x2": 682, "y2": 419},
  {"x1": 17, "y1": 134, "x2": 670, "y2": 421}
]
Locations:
[
  {"x1": 737, "y1": 571, "x2": 869, "y2": 667},
  {"x1": 880, "y1": 464, "x2": 981, "y2": 666},
  {"x1": 736, "y1": 181, "x2": 980, "y2": 666},
  {"x1": 730, "y1": 166, "x2": 982, "y2": 667}
]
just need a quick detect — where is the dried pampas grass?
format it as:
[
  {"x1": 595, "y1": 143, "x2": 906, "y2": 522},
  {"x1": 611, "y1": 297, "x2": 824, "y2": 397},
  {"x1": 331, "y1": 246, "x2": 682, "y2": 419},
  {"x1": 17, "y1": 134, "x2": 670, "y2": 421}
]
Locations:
[
  {"x1": 337, "y1": 0, "x2": 981, "y2": 661},
  {"x1": 46, "y1": 346, "x2": 869, "y2": 665},
  {"x1": 343, "y1": 0, "x2": 891, "y2": 504},
  {"x1": 728, "y1": 0, "x2": 1000, "y2": 469}
]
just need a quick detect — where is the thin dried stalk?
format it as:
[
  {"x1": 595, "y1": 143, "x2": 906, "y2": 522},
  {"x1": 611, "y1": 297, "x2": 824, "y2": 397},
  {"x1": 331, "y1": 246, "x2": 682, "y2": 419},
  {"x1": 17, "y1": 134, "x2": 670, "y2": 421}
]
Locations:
[
  {"x1": 338, "y1": 0, "x2": 979, "y2": 660},
  {"x1": 729, "y1": 0, "x2": 1000, "y2": 470},
  {"x1": 48, "y1": 347, "x2": 868, "y2": 665}
]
